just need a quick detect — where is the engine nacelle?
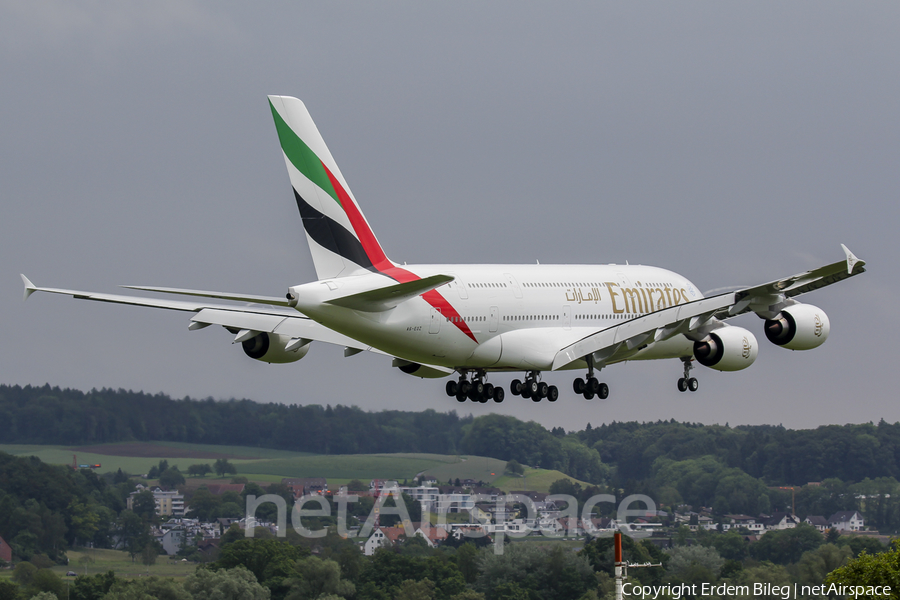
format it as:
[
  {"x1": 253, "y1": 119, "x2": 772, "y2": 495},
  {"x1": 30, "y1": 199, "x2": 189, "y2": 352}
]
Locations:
[
  {"x1": 242, "y1": 333, "x2": 309, "y2": 364},
  {"x1": 393, "y1": 359, "x2": 449, "y2": 379},
  {"x1": 764, "y1": 303, "x2": 830, "y2": 350},
  {"x1": 693, "y1": 326, "x2": 758, "y2": 371}
]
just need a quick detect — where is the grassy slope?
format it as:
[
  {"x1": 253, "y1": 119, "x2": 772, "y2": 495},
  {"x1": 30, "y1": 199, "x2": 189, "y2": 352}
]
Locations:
[{"x1": 0, "y1": 443, "x2": 587, "y2": 493}]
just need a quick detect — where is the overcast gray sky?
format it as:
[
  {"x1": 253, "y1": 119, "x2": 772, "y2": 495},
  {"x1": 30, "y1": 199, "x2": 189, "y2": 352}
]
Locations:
[{"x1": 3, "y1": 2, "x2": 897, "y2": 432}]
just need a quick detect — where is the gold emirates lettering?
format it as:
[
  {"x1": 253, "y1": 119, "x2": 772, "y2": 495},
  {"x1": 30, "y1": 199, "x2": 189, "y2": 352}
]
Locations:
[{"x1": 598, "y1": 282, "x2": 689, "y2": 314}]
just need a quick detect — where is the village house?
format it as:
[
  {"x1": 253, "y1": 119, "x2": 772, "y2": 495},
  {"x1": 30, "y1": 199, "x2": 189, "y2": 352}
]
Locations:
[
  {"x1": 412, "y1": 523, "x2": 449, "y2": 548},
  {"x1": 203, "y1": 483, "x2": 246, "y2": 497},
  {"x1": 364, "y1": 526, "x2": 406, "y2": 555},
  {"x1": 804, "y1": 516, "x2": 830, "y2": 532},
  {"x1": 282, "y1": 478, "x2": 327, "y2": 499},
  {"x1": 722, "y1": 514, "x2": 765, "y2": 534},
  {"x1": 0, "y1": 534, "x2": 11, "y2": 563},
  {"x1": 762, "y1": 513, "x2": 799, "y2": 530},
  {"x1": 829, "y1": 511, "x2": 864, "y2": 532}
]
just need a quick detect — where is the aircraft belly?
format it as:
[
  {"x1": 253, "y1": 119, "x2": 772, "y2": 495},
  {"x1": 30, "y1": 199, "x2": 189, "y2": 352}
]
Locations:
[{"x1": 464, "y1": 335, "x2": 502, "y2": 367}]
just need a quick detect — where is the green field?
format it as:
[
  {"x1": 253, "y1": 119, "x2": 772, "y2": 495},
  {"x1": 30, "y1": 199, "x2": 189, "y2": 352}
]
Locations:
[{"x1": 0, "y1": 442, "x2": 585, "y2": 493}]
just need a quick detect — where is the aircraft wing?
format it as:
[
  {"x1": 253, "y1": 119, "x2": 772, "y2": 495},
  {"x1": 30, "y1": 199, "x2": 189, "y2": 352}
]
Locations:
[
  {"x1": 20, "y1": 275, "x2": 382, "y2": 355},
  {"x1": 552, "y1": 245, "x2": 866, "y2": 370}
]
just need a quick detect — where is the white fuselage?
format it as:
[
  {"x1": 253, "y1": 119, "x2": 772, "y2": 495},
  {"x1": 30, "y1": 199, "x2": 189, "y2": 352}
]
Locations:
[{"x1": 290, "y1": 263, "x2": 701, "y2": 372}]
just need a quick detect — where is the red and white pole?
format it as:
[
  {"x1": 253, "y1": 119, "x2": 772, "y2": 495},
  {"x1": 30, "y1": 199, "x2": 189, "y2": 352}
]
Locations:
[{"x1": 615, "y1": 531, "x2": 625, "y2": 600}]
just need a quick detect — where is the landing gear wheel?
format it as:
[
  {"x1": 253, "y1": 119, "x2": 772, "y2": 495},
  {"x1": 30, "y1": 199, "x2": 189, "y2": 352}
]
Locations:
[
  {"x1": 510, "y1": 379, "x2": 523, "y2": 396},
  {"x1": 446, "y1": 380, "x2": 458, "y2": 396},
  {"x1": 574, "y1": 378, "x2": 586, "y2": 394},
  {"x1": 547, "y1": 385, "x2": 559, "y2": 402},
  {"x1": 583, "y1": 390, "x2": 595, "y2": 400},
  {"x1": 460, "y1": 381, "x2": 472, "y2": 396},
  {"x1": 588, "y1": 377, "x2": 600, "y2": 394},
  {"x1": 526, "y1": 379, "x2": 539, "y2": 398},
  {"x1": 537, "y1": 382, "x2": 549, "y2": 399},
  {"x1": 598, "y1": 382, "x2": 609, "y2": 400},
  {"x1": 677, "y1": 378, "x2": 687, "y2": 392},
  {"x1": 484, "y1": 383, "x2": 494, "y2": 399},
  {"x1": 456, "y1": 391, "x2": 467, "y2": 402},
  {"x1": 493, "y1": 387, "x2": 505, "y2": 403},
  {"x1": 687, "y1": 377, "x2": 699, "y2": 392}
]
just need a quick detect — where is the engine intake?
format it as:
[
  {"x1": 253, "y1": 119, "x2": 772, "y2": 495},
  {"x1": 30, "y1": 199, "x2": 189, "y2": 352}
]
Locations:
[
  {"x1": 242, "y1": 333, "x2": 309, "y2": 363},
  {"x1": 693, "y1": 326, "x2": 758, "y2": 371},
  {"x1": 764, "y1": 304, "x2": 830, "y2": 350}
]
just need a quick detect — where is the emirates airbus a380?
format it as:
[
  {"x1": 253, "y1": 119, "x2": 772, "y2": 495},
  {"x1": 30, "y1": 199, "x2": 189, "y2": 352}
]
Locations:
[{"x1": 22, "y1": 96, "x2": 867, "y2": 404}]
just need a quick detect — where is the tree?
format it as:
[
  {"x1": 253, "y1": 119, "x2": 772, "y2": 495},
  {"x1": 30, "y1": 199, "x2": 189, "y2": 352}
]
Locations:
[
  {"x1": 477, "y1": 544, "x2": 595, "y2": 600},
  {"x1": 67, "y1": 500, "x2": 100, "y2": 546},
  {"x1": 665, "y1": 545, "x2": 724, "y2": 587},
  {"x1": 395, "y1": 578, "x2": 436, "y2": 600},
  {"x1": 733, "y1": 565, "x2": 793, "y2": 600},
  {"x1": 285, "y1": 557, "x2": 355, "y2": 599},
  {"x1": 102, "y1": 576, "x2": 191, "y2": 600},
  {"x1": 70, "y1": 570, "x2": 118, "y2": 600},
  {"x1": 117, "y1": 510, "x2": 151, "y2": 562},
  {"x1": 183, "y1": 565, "x2": 270, "y2": 600},
  {"x1": 27, "y1": 570, "x2": 66, "y2": 600},
  {"x1": 141, "y1": 541, "x2": 159, "y2": 567},
  {"x1": 131, "y1": 490, "x2": 158, "y2": 523},
  {"x1": 347, "y1": 479, "x2": 368, "y2": 492},
  {"x1": 505, "y1": 460, "x2": 524, "y2": 476},
  {"x1": 159, "y1": 466, "x2": 185, "y2": 489},
  {"x1": 749, "y1": 524, "x2": 824, "y2": 565},
  {"x1": 792, "y1": 543, "x2": 852, "y2": 587},
  {"x1": 189, "y1": 487, "x2": 221, "y2": 522},
  {"x1": 12, "y1": 562, "x2": 37, "y2": 586},
  {"x1": 0, "y1": 581, "x2": 18, "y2": 600},
  {"x1": 454, "y1": 542, "x2": 480, "y2": 584},
  {"x1": 824, "y1": 539, "x2": 900, "y2": 598},
  {"x1": 188, "y1": 464, "x2": 213, "y2": 478},
  {"x1": 213, "y1": 538, "x2": 308, "y2": 590},
  {"x1": 214, "y1": 459, "x2": 238, "y2": 477}
]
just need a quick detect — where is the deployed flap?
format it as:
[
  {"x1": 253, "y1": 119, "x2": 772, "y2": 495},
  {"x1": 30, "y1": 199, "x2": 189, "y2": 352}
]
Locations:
[
  {"x1": 190, "y1": 307, "x2": 380, "y2": 352},
  {"x1": 122, "y1": 285, "x2": 293, "y2": 307},
  {"x1": 323, "y1": 274, "x2": 454, "y2": 312}
]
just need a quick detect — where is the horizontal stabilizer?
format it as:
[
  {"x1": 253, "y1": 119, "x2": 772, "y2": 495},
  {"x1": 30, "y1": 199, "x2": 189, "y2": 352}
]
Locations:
[
  {"x1": 324, "y1": 274, "x2": 454, "y2": 312},
  {"x1": 121, "y1": 285, "x2": 293, "y2": 307}
]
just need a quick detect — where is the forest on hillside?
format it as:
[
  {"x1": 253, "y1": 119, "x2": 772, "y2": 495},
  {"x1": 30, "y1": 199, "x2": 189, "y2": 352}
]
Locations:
[{"x1": 3, "y1": 384, "x2": 900, "y2": 530}]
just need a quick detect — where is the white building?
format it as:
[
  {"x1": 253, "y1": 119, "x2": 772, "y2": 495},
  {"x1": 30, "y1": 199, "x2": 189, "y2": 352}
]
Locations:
[{"x1": 829, "y1": 511, "x2": 864, "y2": 532}]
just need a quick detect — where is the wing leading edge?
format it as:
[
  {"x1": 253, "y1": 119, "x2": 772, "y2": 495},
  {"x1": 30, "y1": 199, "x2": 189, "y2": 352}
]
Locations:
[
  {"x1": 552, "y1": 245, "x2": 866, "y2": 371},
  {"x1": 20, "y1": 274, "x2": 378, "y2": 355}
]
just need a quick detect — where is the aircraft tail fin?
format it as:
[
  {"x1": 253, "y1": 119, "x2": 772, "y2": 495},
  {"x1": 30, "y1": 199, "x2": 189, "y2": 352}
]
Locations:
[{"x1": 268, "y1": 95, "x2": 393, "y2": 280}]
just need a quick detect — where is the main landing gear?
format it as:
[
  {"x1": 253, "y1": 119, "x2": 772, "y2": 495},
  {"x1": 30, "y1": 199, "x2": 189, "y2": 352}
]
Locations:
[
  {"x1": 509, "y1": 371, "x2": 558, "y2": 402},
  {"x1": 446, "y1": 372, "x2": 505, "y2": 403},
  {"x1": 677, "y1": 357, "x2": 699, "y2": 393},
  {"x1": 572, "y1": 361, "x2": 609, "y2": 400}
]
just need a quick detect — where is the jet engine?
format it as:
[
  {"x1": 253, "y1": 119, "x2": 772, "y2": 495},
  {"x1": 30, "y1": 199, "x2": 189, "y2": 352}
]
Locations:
[
  {"x1": 764, "y1": 303, "x2": 830, "y2": 351},
  {"x1": 693, "y1": 326, "x2": 758, "y2": 371},
  {"x1": 242, "y1": 332, "x2": 309, "y2": 363},
  {"x1": 393, "y1": 359, "x2": 449, "y2": 379}
]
